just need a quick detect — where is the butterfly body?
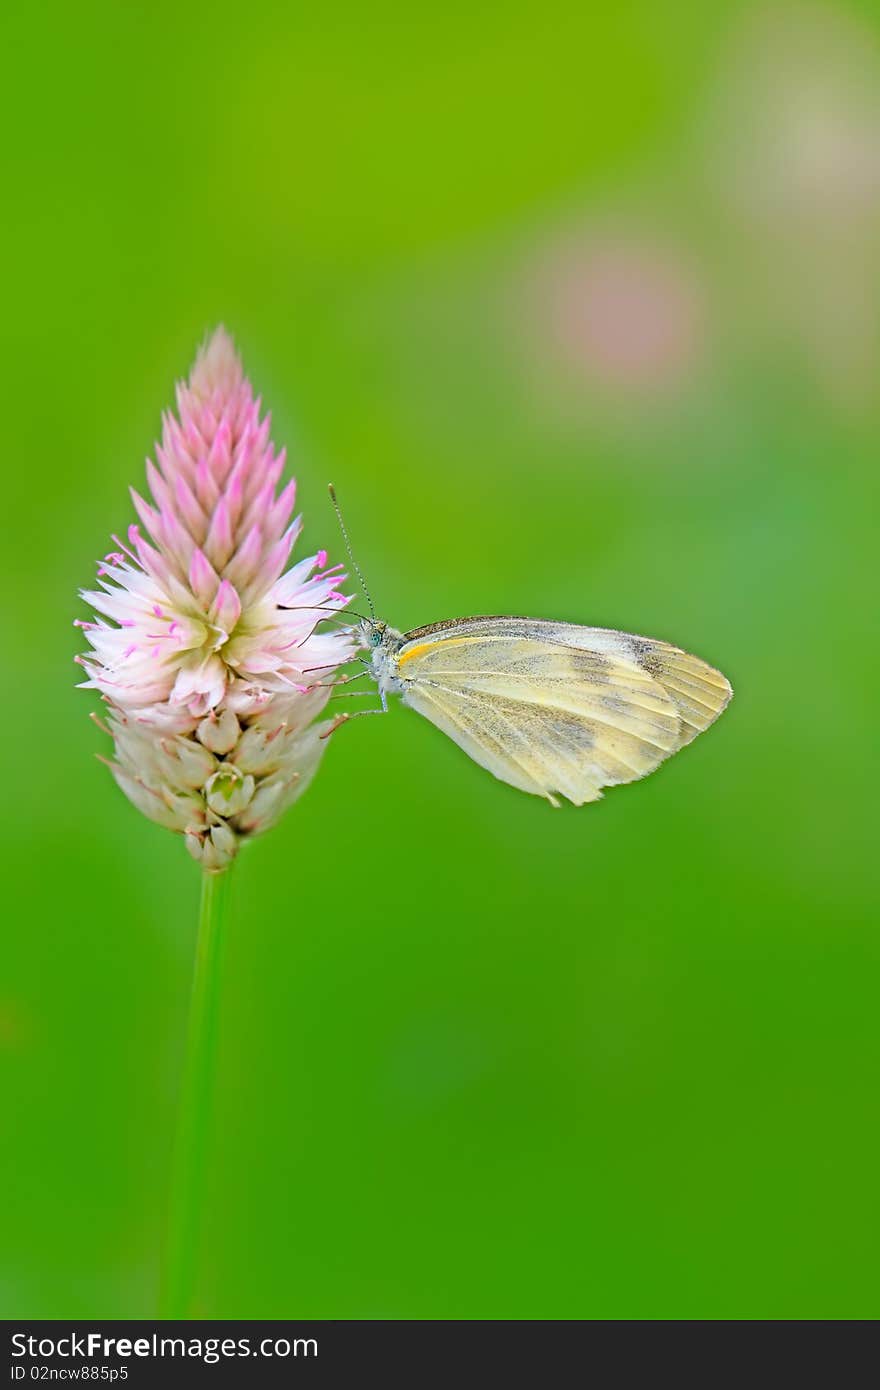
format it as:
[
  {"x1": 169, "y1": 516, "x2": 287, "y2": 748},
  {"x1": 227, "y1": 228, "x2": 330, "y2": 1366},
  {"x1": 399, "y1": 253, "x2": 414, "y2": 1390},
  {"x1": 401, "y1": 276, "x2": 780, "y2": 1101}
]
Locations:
[
  {"x1": 356, "y1": 615, "x2": 732, "y2": 808},
  {"x1": 362, "y1": 619, "x2": 408, "y2": 699}
]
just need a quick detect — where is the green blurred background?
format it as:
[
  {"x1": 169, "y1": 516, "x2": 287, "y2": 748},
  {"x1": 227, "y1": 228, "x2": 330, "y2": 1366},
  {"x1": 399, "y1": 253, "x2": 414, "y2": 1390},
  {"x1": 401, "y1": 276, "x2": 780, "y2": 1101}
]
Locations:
[{"x1": 2, "y1": 1, "x2": 877, "y2": 1319}]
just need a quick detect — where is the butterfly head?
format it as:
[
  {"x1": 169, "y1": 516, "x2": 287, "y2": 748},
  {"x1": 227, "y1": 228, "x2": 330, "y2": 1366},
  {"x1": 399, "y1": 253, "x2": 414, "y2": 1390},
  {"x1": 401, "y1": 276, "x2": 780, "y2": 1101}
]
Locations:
[{"x1": 359, "y1": 617, "x2": 387, "y2": 650}]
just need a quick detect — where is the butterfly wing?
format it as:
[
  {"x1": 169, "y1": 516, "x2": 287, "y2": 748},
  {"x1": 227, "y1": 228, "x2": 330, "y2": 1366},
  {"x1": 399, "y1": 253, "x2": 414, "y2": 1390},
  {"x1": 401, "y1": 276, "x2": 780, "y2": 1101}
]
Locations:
[{"x1": 394, "y1": 618, "x2": 731, "y2": 806}]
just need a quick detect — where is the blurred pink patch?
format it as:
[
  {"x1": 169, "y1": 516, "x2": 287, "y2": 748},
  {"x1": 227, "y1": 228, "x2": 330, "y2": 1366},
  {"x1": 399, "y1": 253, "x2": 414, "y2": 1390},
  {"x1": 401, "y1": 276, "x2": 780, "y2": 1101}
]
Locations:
[
  {"x1": 540, "y1": 234, "x2": 705, "y2": 397},
  {"x1": 508, "y1": 215, "x2": 712, "y2": 439}
]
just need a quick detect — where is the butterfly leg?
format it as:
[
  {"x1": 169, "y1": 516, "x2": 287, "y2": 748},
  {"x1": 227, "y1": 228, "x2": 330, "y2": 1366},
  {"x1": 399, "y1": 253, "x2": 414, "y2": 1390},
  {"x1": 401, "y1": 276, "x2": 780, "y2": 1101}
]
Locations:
[
  {"x1": 306, "y1": 668, "x2": 372, "y2": 693},
  {"x1": 318, "y1": 684, "x2": 387, "y2": 738},
  {"x1": 343, "y1": 685, "x2": 388, "y2": 716}
]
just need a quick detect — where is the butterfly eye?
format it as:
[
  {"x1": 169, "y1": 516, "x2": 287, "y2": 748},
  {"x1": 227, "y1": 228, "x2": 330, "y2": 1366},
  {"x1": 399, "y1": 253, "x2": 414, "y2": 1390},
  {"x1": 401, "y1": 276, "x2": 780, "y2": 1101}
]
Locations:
[{"x1": 370, "y1": 630, "x2": 382, "y2": 648}]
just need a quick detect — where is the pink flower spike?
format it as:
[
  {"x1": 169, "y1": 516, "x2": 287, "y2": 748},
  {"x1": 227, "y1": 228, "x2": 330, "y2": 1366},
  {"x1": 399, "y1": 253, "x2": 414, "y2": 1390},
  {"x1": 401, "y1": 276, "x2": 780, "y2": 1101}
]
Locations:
[{"x1": 76, "y1": 326, "x2": 354, "y2": 867}]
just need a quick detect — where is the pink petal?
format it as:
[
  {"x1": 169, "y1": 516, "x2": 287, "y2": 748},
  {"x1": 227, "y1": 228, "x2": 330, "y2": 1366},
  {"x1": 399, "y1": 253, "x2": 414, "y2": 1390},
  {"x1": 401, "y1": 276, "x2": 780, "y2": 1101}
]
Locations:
[
  {"x1": 188, "y1": 547, "x2": 219, "y2": 607},
  {"x1": 204, "y1": 496, "x2": 234, "y2": 569},
  {"x1": 210, "y1": 579, "x2": 241, "y2": 633},
  {"x1": 224, "y1": 523, "x2": 263, "y2": 589}
]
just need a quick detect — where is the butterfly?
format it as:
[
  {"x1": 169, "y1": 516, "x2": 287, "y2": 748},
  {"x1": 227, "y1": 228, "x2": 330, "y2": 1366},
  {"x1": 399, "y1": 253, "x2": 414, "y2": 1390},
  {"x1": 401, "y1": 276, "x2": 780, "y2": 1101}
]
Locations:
[
  {"x1": 352, "y1": 614, "x2": 732, "y2": 807},
  {"x1": 302, "y1": 490, "x2": 733, "y2": 808}
]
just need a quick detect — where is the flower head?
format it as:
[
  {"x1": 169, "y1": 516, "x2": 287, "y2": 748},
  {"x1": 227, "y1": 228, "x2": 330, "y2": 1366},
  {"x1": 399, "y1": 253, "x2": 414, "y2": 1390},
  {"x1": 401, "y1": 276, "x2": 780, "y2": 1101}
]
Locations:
[{"x1": 77, "y1": 327, "x2": 354, "y2": 869}]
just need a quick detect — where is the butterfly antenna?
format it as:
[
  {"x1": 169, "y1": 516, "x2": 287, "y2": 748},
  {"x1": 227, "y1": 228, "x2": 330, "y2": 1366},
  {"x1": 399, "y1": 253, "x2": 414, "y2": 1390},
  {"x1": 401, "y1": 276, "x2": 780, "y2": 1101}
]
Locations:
[{"x1": 328, "y1": 483, "x2": 376, "y2": 620}]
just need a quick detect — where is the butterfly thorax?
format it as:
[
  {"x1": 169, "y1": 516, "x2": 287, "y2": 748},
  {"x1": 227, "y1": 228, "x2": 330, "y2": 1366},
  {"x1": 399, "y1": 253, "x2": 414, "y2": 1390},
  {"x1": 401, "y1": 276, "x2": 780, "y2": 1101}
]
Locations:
[{"x1": 360, "y1": 618, "x2": 407, "y2": 696}]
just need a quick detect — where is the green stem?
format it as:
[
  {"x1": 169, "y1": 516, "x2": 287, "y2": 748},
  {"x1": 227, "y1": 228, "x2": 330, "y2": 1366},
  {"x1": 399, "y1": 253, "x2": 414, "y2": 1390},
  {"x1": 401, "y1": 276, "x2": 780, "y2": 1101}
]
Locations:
[{"x1": 160, "y1": 866, "x2": 232, "y2": 1318}]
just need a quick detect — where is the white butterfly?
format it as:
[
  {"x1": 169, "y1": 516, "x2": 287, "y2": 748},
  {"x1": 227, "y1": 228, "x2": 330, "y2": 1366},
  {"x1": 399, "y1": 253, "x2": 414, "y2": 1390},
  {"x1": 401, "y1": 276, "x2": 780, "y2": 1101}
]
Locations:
[
  {"x1": 354, "y1": 614, "x2": 732, "y2": 807},
  {"x1": 301, "y1": 489, "x2": 732, "y2": 807}
]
